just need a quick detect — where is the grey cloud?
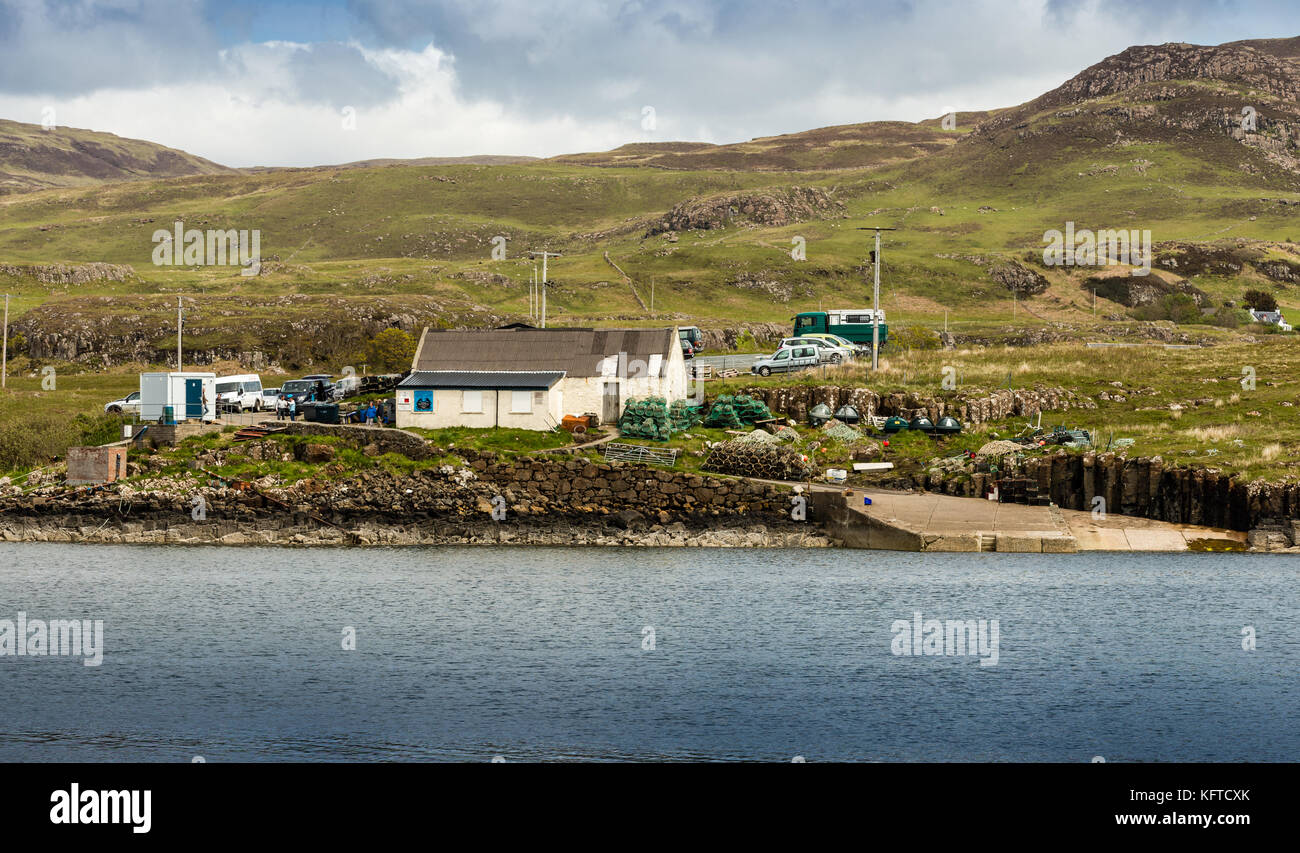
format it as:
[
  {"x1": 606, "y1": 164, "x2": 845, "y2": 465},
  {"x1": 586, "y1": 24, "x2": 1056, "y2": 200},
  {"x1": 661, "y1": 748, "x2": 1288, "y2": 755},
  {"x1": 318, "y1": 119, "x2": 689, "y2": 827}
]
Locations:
[
  {"x1": 0, "y1": 0, "x2": 221, "y2": 95},
  {"x1": 286, "y1": 42, "x2": 402, "y2": 109}
]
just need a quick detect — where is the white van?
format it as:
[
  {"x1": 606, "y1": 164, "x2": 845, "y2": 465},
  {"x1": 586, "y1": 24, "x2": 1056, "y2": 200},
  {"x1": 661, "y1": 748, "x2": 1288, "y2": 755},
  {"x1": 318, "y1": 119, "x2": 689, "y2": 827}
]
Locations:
[{"x1": 215, "y1": 374, "x2": 265, "y2": 412}]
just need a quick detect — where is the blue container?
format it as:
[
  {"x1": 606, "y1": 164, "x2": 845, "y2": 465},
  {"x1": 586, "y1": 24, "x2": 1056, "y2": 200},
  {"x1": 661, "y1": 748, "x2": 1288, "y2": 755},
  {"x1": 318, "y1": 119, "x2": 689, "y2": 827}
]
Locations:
[
  {"x1": 163, "y1": 405, "x2": 175, "y2": 425},
  {"x1": 863, "y1": 497, "x2": 873, "y2": 506}
]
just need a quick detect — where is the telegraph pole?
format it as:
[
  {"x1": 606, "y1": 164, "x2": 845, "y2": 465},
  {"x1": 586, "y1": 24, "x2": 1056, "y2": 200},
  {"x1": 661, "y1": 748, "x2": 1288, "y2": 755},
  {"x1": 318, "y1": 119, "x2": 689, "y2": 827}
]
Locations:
[
  {"x1": 528, "y1": 251, "x2": 561, "y2": 328},
  {"x1": 1, "y1": 293, "x2": 8, "y2": 389},
  {"x1": 177, "y1": 296, "x2": 183, "y2": 371},
  {"x1": 856, "y1": 226, "x2": 897, "y2": 371}
]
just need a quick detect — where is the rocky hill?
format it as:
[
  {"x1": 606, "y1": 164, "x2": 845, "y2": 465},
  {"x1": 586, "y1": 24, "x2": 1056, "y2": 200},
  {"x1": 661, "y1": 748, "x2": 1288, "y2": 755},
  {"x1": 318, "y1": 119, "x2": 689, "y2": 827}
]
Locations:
[
  {"x1": 943, "y1": 38, "x2": 1300, "y2": 185},
  {"x1": 0, "y1": 118, "x2": 235, "y2": 195},
  {"x1": 551, "y1": 116, "x2": 984, "y2": 171}
]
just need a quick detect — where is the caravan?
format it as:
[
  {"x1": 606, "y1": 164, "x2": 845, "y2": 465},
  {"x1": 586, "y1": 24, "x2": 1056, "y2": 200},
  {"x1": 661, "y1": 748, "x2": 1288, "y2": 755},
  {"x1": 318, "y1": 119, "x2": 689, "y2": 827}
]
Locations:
[{"x1": 139, "y1": 372, "x2": 217, "y2": 423}]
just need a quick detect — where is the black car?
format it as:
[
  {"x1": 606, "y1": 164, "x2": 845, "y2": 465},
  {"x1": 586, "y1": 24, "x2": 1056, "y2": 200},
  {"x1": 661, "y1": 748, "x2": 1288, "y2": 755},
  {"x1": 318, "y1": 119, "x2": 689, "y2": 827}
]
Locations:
[
  {"x1": 279, "y1": 377, "x2": 333, "y2": 404},
  {"x1": 680, "y1": 338, "x2": 695, "y2": 359}
]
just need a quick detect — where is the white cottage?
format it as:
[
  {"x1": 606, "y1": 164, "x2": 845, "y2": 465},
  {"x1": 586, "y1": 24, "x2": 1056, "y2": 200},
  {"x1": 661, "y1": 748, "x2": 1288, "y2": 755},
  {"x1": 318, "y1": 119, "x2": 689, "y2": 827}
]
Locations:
[{"x1": 396, "y1": 327, "x2": 687, "y2": 431}]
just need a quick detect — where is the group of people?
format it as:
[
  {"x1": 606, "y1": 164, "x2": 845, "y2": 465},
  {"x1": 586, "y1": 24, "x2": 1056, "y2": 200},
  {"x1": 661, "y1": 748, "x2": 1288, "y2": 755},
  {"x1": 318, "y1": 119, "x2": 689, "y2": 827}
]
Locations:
[
  {"x1": 275, "y1": 395, "x2": 298, "y2": 421},
  {"x1": 274, "y1": 395, "x2": 390, "y2": 425},
  {"x1": 348, "y1": 400, "x2": 389, "y2": 425}
]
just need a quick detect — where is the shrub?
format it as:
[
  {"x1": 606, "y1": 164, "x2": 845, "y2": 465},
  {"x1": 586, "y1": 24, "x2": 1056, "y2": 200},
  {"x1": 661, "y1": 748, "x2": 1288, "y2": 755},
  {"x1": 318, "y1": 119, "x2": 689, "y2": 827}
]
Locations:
[
  {"x1": 890, "y1": 325, "x2": 942, "y2": 351},
  {"x1": 1133, "y1": 294, "x2": 1201, "y2": 324},
  {"x1": 0, "y1": 412, "x2": 126, "y2": 475},
  {"x1": 1208, "y1": 306, "x2": 1246, "y2": 328},
  {"x1": 1242, "y1": 289, "x2": 1278, "y2": 312}
]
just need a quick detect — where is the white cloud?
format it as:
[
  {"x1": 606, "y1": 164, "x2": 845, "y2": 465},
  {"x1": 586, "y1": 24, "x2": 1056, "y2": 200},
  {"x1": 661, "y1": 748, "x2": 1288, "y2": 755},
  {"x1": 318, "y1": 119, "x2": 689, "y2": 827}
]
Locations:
[{"x1": 0, "y1": 0, "x2": 1295, "y2": 166}]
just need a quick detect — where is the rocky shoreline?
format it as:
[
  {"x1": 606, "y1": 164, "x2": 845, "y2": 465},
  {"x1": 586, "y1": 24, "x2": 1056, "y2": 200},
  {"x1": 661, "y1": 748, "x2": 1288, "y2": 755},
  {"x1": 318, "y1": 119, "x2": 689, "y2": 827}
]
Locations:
[
  {"x1": 0, "y1": 514, "x2": 833, "y2": 548},
  {"x1": 0, "y1": 442, "x2": 835, "y2": 548}
]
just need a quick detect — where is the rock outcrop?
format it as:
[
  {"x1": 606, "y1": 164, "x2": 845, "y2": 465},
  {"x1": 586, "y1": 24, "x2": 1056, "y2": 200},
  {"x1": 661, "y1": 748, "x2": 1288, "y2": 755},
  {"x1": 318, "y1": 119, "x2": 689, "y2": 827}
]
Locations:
[
  {"x1": 907, "y1": 447, "x2": 1300, "y2": 533},
  {"x1": 646, "y1": 186, "x2": 843, "y2": 235},
  {"x1": 0, "y1": 447, "x2": 831, "y2": 547}
]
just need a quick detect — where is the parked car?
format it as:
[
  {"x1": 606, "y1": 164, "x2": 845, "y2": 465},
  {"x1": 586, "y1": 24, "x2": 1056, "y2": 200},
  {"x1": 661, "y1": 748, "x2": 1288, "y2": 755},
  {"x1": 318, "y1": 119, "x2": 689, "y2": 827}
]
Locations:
[
  {"x1": 751, "y1": 344, "x2": 820, "y2": 376},
  {"x1": 678, "y1": 325, "x2": 704, "y2": 353},
  {"x1": 800, "y1": 332, "x2": 869, "y2": 357},
  {"x1": 330, "y1": 374, "x2": 362, "y2": 400},
  {"x1": 215, "y1": 373, "x2": 265, "y2": 412},
  {"x1": 680, "y1": 338, "x2": 695, "y2": 359},
  {"x1": 261, "y1": 387, "x2": 281, "y2": 409},
  {"x1": 104, "y1": 391, "x2": 141, "y2": 415},
  {"x1": 778, "y1": 336, "x2": 853, "y2": 364},
  {"x1": 279, "y1": 377, "x2": 331, "y2": 404}
]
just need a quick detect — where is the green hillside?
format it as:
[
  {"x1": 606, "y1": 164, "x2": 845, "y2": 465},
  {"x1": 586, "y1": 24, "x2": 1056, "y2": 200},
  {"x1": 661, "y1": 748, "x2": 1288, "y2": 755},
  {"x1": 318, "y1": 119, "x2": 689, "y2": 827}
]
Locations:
[
  {"x1": 0, "y1": 118, "x2": 236, "y2": 195},
  {"x1": 0, "y1": 37, "x2": 1296, "y2": 373}
]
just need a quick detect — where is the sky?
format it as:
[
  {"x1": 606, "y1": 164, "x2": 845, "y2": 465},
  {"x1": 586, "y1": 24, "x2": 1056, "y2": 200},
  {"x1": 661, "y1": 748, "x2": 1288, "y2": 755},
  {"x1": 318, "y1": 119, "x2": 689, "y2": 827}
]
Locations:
[{"x1": 0, "y1": 0, "x2": 1295, "y2": 167}]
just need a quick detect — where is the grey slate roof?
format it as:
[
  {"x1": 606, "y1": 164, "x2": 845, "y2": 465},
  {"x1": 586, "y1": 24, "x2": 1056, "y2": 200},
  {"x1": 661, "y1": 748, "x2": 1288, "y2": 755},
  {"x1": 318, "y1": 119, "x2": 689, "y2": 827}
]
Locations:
[
  {"x1": 412, "y1": 327, "x2": 677, "y2": 377},
  {"x1": 399, "y1": 370, "x2": 564, "y2": 390}
]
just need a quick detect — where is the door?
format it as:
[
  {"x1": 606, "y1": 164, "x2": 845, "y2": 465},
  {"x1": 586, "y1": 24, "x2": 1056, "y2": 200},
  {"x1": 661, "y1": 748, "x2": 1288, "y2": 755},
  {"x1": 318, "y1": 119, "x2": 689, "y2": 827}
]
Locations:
[
  {"x1": 772, "y1": 350, "x2": 791, "y2": 372},
  {"x1": 602, "y1": 381, "x2": 620, "y2": 424},
  {"x1": 185, "y1": 379, "x2": 203, "y2": 420}
]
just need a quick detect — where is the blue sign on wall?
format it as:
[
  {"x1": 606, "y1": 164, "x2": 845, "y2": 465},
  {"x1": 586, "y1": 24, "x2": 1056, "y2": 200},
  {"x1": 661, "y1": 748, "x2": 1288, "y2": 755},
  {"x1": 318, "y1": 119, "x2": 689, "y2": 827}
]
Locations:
[{"x1": 413, "y1": 390, "x2": 433, "y2": 412}]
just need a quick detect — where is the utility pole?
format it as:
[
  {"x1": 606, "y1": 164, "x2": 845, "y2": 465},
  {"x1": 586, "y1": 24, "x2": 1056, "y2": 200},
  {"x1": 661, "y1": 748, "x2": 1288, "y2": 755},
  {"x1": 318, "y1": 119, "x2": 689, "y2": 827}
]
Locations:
[
  {"x1": 1092, "y1": 288, "x2": 1096, "y2": 318},
  {"x1": 177, "y1": 296, "x2": 183, "y2": 371},
  {"x1": 1, "y1": 293, "x2": 8, "y2": 389},
  {"x1": 528, "y1": 251, "x2": 561, "y2": 328},
  {"x1": 650, "y1": 276, "x2": 655, "y2": 313},
  {"x1": 856, "y1": 226, "x2": 897, "y2": 371}
]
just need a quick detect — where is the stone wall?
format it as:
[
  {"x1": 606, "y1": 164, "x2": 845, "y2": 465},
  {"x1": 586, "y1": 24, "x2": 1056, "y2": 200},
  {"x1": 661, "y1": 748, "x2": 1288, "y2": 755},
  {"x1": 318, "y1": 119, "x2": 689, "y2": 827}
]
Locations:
[
  {"x1": 918, "y1": 448, "x2": 1298, "y2": 531},
  {"x1": 739, "y1": 384, "x2": 1096, "y2": 427},
  {"x1": 0, "y1": 451, "x2": 814, "y2": 546}
]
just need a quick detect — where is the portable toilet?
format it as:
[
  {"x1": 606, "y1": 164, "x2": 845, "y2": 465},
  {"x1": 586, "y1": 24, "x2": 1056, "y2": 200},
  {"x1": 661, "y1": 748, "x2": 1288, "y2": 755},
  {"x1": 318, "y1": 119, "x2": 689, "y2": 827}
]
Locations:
[{"x1": 139, "y1": 372, "x2": 217, "y2": 422}]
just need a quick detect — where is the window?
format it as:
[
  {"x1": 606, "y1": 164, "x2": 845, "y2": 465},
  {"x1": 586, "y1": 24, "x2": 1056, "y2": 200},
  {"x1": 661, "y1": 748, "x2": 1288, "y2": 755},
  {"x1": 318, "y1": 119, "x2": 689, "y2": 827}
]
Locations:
[
  {"x1": 797, "y1": 348, "x2": 814, "y2": 358},
  {"x1": 243, "y1": 381, "x2": 261, "y2": 393},
  {"x1": 774, "y1": 350, "x2": 789, "y2": 360},
  {"x1": 510, "y1": 390, "x2": 533, "y2": 414},
  {"x1": 797, "y1": 316, "x2": 815, "y2": 328},
  {"x1": 462, "y1": 390, "x2": 484, "y2": 413},
  {"x1": 844, "y1": 314, "x2": 870, "y2": 324}
]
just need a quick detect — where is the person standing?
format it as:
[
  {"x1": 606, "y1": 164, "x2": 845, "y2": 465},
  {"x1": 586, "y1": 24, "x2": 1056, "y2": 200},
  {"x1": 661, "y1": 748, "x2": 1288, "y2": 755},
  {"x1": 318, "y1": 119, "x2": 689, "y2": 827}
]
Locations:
[{"x1": 288, "y1": 397, "x2": 297, "y2": 422}]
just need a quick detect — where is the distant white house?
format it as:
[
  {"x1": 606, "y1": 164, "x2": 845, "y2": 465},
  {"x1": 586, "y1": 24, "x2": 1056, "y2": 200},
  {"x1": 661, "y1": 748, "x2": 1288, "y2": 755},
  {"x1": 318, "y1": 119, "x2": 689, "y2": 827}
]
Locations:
[
  {"x1": 1249, "y1": 309, "x2": 1292, "y2": 331},
  {"x1": 396, "y1": 326, "x2": 688, "y2": 431}
]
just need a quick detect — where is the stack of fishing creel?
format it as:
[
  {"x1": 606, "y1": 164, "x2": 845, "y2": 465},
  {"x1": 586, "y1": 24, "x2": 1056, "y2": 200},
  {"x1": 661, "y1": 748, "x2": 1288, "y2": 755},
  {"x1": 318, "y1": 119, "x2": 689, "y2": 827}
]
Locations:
[
  {"x1": 701, "y1": 438, "x2": 814, "y2": 480},
  {"x1": 618, "y1": 397, "x2": 673, "y2": 440},
  {"x1": 668, "y1": 399, "x2": 701, "y2": 432},
  {"x1": 704, "y1": 394, "x2": 773, "y2": 429}
]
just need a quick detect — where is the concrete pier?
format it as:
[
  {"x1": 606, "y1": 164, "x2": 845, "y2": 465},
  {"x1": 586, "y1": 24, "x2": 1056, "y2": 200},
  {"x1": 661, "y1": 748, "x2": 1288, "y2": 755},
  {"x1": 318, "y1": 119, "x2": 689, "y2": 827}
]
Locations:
[{"x1": 812, "y1": 487, "x2": 1246, "y2": 552}]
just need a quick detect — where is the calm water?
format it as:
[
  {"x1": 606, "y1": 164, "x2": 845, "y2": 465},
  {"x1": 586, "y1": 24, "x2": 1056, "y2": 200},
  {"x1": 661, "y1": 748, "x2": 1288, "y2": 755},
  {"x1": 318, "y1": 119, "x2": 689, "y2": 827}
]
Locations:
[{"x1": 0, "y1": 543, "x2": 1295, "y2": 762}]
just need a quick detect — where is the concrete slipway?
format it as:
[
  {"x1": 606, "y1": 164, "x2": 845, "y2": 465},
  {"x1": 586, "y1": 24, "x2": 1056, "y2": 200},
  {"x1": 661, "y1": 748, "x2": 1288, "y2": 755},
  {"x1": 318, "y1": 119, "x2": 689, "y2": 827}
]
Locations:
[{"x1": 807, "y1": 487, "x2": 1247, "y2": 553}]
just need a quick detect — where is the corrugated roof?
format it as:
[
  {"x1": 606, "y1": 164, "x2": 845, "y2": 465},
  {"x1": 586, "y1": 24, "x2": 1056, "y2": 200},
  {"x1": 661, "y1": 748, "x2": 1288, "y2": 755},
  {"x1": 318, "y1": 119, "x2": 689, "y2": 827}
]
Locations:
[
  {"x1": 398, "y1": 370, "x2": 564, "y2": 389},
  {"x1": 412, "y1": 327, "x2": 677, "y2": 377}
]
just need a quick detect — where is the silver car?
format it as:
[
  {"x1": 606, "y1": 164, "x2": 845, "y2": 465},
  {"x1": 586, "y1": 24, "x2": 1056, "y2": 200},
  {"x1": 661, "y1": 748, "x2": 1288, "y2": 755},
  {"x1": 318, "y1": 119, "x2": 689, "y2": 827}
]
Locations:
[
  {"x1": 751, "y1": 344, "x2": 820, "y2": 376},
  {"x1": 103, "y1": 391, "x2": 141, "y2": 415},
  {"x1": 778, "y1": 336, "x2": 853, "y2": 364}
]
